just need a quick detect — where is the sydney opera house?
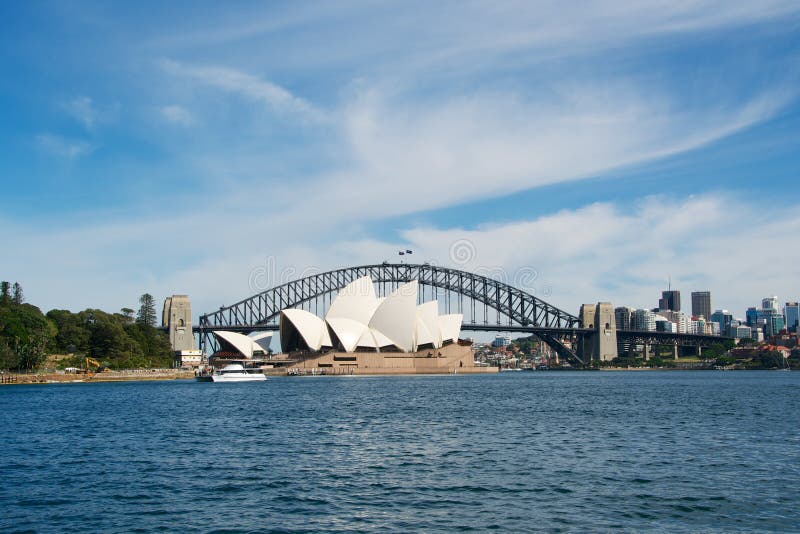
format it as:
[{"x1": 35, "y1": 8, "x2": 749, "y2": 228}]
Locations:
[{"x1": 211, "y1": 277, "x2": 493, "y2": 374}]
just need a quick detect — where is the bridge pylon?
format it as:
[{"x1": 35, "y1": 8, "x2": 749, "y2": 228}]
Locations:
[
  {"x1": 577, "y1": 302, "x2": 618, "y2": 363},
  {"x1": 162, "y1": 295, "x2": 195, "y2": 352}
]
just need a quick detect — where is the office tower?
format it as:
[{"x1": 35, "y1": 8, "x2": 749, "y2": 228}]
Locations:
[
  {"x1": 762, "y1": 296, "x2": 778, "y2": 312},
  {"x1": 659, "y1": 290, "x2": 681, "y2": 312},
  {"x1": 785, "y1": 302, "x2": 799, "y2": 333},
  {"x1": 710, "y1": 309, "x2": 733, "y2": 335},
  {"x1": 691, "y1": 291, "x2": 711, "y2": 320},
  {"x1": 615, "y1": 307, "x2": 632, "y2": 330}
]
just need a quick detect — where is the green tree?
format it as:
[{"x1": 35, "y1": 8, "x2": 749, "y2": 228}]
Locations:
[
  {"x1": 715, "y1": 354, "x2": 735, "y2": 367},
  {"x1": 136, "y1": 293, "x2": 157, "y2": 327},
  {"x1": 120, "y1": 307, "x2": 135, "y2": 324},
  {"x1": 12, "y1": 282, "x2": 23, "y2": 305},
  {"x1": 14, "y1": 335, "x2": 49, "y2": 370},
  {"x1": 0, "y1": 301, "x2": 55, "y2": 370},
  {"x1": 0, "y1": 338, "x2": 14, "y2": 369},
  {"x1": 0, "y1": 281, "x2": 9, "y2": 305},
  {"x1": 84, "y1": 309, "x2": 132, "y2": 361},
  {"x1": 46, "y1": 309, "x2": 90, "y2": 354},
  {"x1": 758, "y1": 351, "x2": 785, "y2": 369}
]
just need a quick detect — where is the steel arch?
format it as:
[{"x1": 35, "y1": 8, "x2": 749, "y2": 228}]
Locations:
[{"x1": 199, "y1": 263, "x2": 580, "y2": 331}]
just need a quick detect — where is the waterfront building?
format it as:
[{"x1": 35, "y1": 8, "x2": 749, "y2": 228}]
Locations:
[
  {"x1": 211, "y1": 330, "x2": 274, "y2": 359},
  {"x1": 765, "y1": 315, "x2": 786, "y2": 337},
  {"x1": 691, "y1": 291, "x2": 712, "y2": 321},
  {"x1": 632, "y1": 309, "x2": 656, "y2": 331},
  {"x1": 746, "y1": 307, "x2": 759, "y2": 327},
  {"x1": 692, "y1": 316, "x2": 710, "y2": 335},
  {"x1": 710, "y1": 309, "x2": 732, "y2": 335},
  {"x1": 274, "y1": 277, "x2": 487, "y2": 375},
  {"x1": 656, "y1": 319, "x2": 675, "y2": 333},
  {"x1": 676, "y1": 311, "x2": 690, "y2": 333},
  {"x1": 785, "y1": 302, "x2": 800, "y2": 332},
  {"x1": 659, "y1": 290, "x2": 681, "y2": 312},
  {"x1": 752, "y1": 327, "x2": 764, "y2": 342},
  {"x1": 657, "y1": 310, "x2": 691, "y2": 333},
  {"x1": 280, "y1": 277, "x2": 462, "y2": 353},
  {"x1": 729, "y1": 323, "x2": 752, "y2": 339},
  {"x1": 492, "y1": 335, "x2": 512, "y2": 348},
  {"x1": 174, "y1": 349, "x2": 203, "y2": 369},
  {"x1": 615, "y1": 307, "x2": 632, "y2": 330}
]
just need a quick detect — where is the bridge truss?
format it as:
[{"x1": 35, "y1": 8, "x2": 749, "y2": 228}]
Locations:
[{"x1": 198, "y1": 263, "x2": 586, "y2": 361}]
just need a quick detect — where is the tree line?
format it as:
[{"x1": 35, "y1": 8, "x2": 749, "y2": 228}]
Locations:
[{"x1": 0, "y1": 283, "x2": 173, "y2": 371}]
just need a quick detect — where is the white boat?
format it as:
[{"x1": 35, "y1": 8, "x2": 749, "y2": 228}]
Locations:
[{"x1": 196, "y1": 363, "x2": 267, "y2": 382}]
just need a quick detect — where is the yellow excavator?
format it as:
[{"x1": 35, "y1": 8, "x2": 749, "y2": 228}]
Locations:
[{"x1": 83, "y1": 357, "x2": 101, "y2": 376}]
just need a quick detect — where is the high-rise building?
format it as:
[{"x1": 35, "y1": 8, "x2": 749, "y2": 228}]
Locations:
[
  {"x1": 785, "y1": 302, "x2": 800, "y2": 333},
  {"x1": 710, "y1": 309, "x2": 732, "y2": 335},
  {"x1": 730, "y1": 324, "x2": 752, "y2": 339},
  {"x1": 757, "y1": 297, "x2": 784, "y2": 336},
  {"x1": 762, "y1": 296, "x2": 779, "y2": 312},
  {"x1": 615, "y1": 307, "x2": 632, "y2": 330},
  {"x1": 691, "y1": 291, "x2": 711, "y2": 320},
  {"x1": 746, "y1": 307, "x2": 759, "y2": 327},
  {"x1": 632, "y1": 309, "x2": 656, "y2": 331},
  {"x1": 659, "y1": 290, "x2": 681, "y2": 311},
  {"x1": 492, "y1": 335, "x2": 511, "y2": 348},
  {"x1": 765, "y1": 315, "x2": 786, "y2": 337}
]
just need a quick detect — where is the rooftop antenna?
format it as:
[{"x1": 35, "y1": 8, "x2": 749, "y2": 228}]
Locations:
[{"x1": 668, "y1": 275, "x2": 671, "y2": 291}]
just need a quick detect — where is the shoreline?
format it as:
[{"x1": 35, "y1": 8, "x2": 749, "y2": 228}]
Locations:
[
  {"x1": 1, "y1": 370, "x2": 194, "y2": 385},
  {"x1": 2, "y1": 367, "x2": 790, "y2": 385}
]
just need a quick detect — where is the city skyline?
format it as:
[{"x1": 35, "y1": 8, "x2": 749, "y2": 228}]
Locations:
[{"x1": 1, "y1": 2, "x2": 799, "y2": 319}]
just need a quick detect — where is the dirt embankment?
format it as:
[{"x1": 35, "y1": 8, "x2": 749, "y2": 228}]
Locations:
[{"x1": 1, "y1": 369, "x2": 194, "y2": 384}]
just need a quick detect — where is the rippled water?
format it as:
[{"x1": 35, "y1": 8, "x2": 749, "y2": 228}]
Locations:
[{"x1": 2, "y1": 371, "x2": 799, "y2": 532}]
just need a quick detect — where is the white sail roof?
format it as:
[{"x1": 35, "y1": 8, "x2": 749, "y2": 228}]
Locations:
[
  {"x1": 370, "y1": 328, "x2": 395, "y2": 349},
  {"x1": 368, "y1": 281, "x2": 418, "y2": 352},
  {"x1": 249, "y1": 331, "x2": 273, "y2": 352},
  {"x1": 326, "y1": 317, "x2": 370, "y2": 353},
  {"x1": 355, "y1": 328, "x2": 378, "y2": 349},
  {"x1": 414, "y1": 317, "x2": 434, "y2": 350},
  {"x1": 438, "y1": 314, "x2": 463, "y2": 344},
  {"x1": 326, "y1": 276, "x2": 380, "y2": 324},
  {"x1": 416, "y1": 301, "x2": 442, "y2": 348},
  {"x1": 278, "y1": 278, "x2": 465, "y2": 354},
  {"x1": 280, "y1": 309, "x2": 331, "y2": 351},
  {"x1": 213, "y1": 330, "x2": 256, "y2": 358}
]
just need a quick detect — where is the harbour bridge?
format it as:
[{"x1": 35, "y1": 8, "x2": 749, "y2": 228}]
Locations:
[{"x1": 193, "y1": 263, "x2": 728, "y2": 366}]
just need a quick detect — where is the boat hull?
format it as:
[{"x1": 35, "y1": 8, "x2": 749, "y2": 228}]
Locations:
[{"x1": 210, "y1": 374, "x2": 267, "y2": 382}]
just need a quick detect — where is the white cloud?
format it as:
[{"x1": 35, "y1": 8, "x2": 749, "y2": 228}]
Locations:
[
  {"x1": 2, "y1": 193, "x2": 797, "y2": 325},
  {"x1": 63, "y1": 96, "x2": 98, "y2": 129},
  {"x1": 400, "y1": 194, "x2": 800, "y2": 317},
  {"x1": 159, "y1": 59, "x2": 323, "y2": 121},
  {"x1": 35, "y1": 133, "x2": 95, "y2": 160},
  {"x1": 7, "y1": 1, "x2": 800, "y2": 322},
  {"x1": 147, "y1": 1, "x2": 800, "y2": 82},
  {"x1": 160, "y1": 104, "x2": 197, "y2": 126},
  {"x1": 274, "y1": 83, "x2": 792, "y2": 223}
]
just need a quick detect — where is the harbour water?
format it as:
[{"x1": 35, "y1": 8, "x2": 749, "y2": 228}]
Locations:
[{"x1": 2, "y1": 371, "x2": 799, "y2": 532}]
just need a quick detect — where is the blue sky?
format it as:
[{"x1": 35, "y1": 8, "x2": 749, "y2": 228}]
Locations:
[{"x1": 1, "y1": 1, "x2": 799, "y2": 322}]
